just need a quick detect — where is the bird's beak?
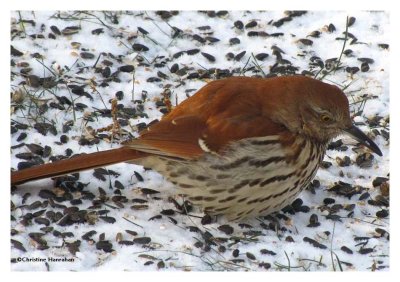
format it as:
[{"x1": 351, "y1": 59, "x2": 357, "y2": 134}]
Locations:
[{"x1": 344, "y1": 125, "x2": 382, "y2": 156}]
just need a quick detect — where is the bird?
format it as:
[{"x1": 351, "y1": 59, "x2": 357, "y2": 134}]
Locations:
[{"x1": 11, "y1": 75, "x2": 382, "y2": 221}]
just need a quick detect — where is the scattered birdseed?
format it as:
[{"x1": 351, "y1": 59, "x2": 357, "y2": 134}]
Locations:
[
  {"x1": 341, "y1": 246, "x2": 353, "y2": 254},
  {"x1": 96, "y1": 240, "x2": 113, "y2": 252},
  {"x1": 133, "y1": 237, "x2": 151, "y2": 245},
  {"x1": 260, "y1": 249, "x2": 276, "y2": 256},
  {"x1": 218, "y1": 224, "x2": 234, "y2": 235},
  {"x1": 201, "y1": 52, "x2": 216, "y2": 62},
  {"x1": 303, "y1": 237, "x2": 327, "y2": 249}
]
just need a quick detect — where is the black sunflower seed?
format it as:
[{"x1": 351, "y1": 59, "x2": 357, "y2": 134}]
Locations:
[
  {"x1": 133, "y1": 237, "x2": 151, "y2": 244},
  {"x1": 259, "y1": 262, "x2": 271, "y2": 269},
  {"x1": 62, "y1": 26, "x2": 80, "y2": 35},
  {"x1": 11, "y1": 45, "x2": 23, "y2": 57},
  {"x1": 33, "y1": 122, "x2": 57, "y2": 136},
  {"x1": 131, "y1": 204, "x2": 148, "y2": 210},
  {"x1": 192, "y1": 34, "x2": 206, "y2": 43},
  {"x1": 15, "y1": 152, "x2": 35, "y2": 160},
  {"x1": 147, "y1": 77, "x2": 161, "y2": 82},
  {"x1": 303, "y1": 237, "x2": 327, "y2": 249},
  {"x1": 92, "y1": 28, "x2": 104, "y2": 35},
  {"x1": 100, "y1": 216, "x2": 116, "y2": 224},
  {"x1": 255, "y1": 53, "x2": 269, "y2": 61},
  {"x1": 201, "y1": 52, "x2": 215, "y2": 62},
  {"x1": 137, "y1": 27, "x2": 149, "y2": 35},
  {"x1": 205, "y1": 36, "x2": 220, "y2": 43},
  {"x1": 346, "y1": 66, "x2": 360, "y2": 74},
  {"x1": 247, "y1": 31, "x2": 268, "y2": 37},
  {"x1": 81, "y1": 230, "x2": 97, "y2": 241},
  {"x1": 234, "y1": 51, "x2": 246, "y2": 61},
  {"x1": 308, "y1": 30, "x2": 321, "y2": 38},
  {"x1": 132, "y1": 43, "x2": 149, "y2": 52},
  {"x1": 356, "y1": 153, "x2": 374, "y2": 168},
  {"x1": 323, "y1": 198, "x2": 335, "y2": 205},
  {"x1": 270, "y1": 32, "x2": 284, "y2": 37},
  {"x1": 326, "y1": 214, "x2": 342, "y2": 222},
  {"x1": 80, "y1": 52, "x2": 95, "y2": 59},
  {"x1": 102, "y1": 66, "x2": 111, "y2": 78},
  {"x1": 197, "y1": 25, "x2": 211, "y2": 31},
  {"x1": 32, "y1": 209, "x2": 46, "y2": 218},
  {"x1": 139, "y1": 188, "x2": 159, "y2": 195},
  {"x1": 201, "y1": 214, "x2": 212, "y2": 225},
  {"x1": 27, "y1": 200, "x2": 42, "y2": 210},
  {"x1": 168, "y1": 216, "x2": 177, "y2": 224},
  {"x1": 359, "y1": 248, "x2": 374, "y2": 255},
  {"x1": 154, "y1": 260, "x2": 164, "y2": 269},
  {"x1": 329, "y1": 203, "x2": 344, "y2": 213},
  {"x1": 328, "y1": 23, "x2": 336, "y2": 32},
  {"x1": 298, "y1": 38, "x2": 313, "y2": 46},
  {"x1": 119, "y1": 240, "x2": 134, "y2": 246},
  {"x1": 376, "y1": 209, "x2": 388, "y2": 218},
  {"x1": 125, "y1": 230, "x2": 138, "y2": 236},
  {"x1": 225, "y1": 52, "x2": 234, "y2": 60},
  {"x1": 119, "y1": 65, "x2": 134, "y2": 72},
  {"x1": 218, "y1": 224, "x2": 234, "y2": 235},
  {"x1": 234, "y1": 20, "x2": 244, "y2": 30},
  {"x1": 186, "y1": 48, "x2": 200, "y2": 55},
  {"x1": 132, "y1": 198, "x2": 148, "y2": 204},
  {"x1": 361, "y1": 62, "x2": 370, "y2": 72},
  {"x1": 378, "y1": 43, "x2": 389, "y2": 49},
  {"x1": 11, "y1": 239, "x2": 27, "y2": 252},
  {"x1": 246, "y1": 252, "x2": 256, "y2": 260},
  {"x1": 96, "y1": 240, "x2": 113, "y2": 252},
  {"x1": 308, "y1": 214, "x2": 319, "y2": 225},
  {"x1": 285, "y1": 236, "x2": 294, "y2": 242},
  {"x1": 375, "y1": 228, "x2": 389, "y2": 240},
  {"x1": 272, "y1": 19, "x2": 285, "y2": 27},
  {"x1": 133, "y1": 171, "x2": 144, "y2": 182},
  {"x1": 34, "y1": 218, "x2": 50, "y2": 226},
  {"x1": 187, "y1": 226, "x2": 200, "y2": 233},
  {"x1": 229, "y1": 38, "x2": 240, "y2": 45},
  {"x1": 336, "y1": 156, "x2": 351, "y2": 167},
  {"x1": 50, "y1": 25, "x2": 61, "y2": 35},
  {"x1": 347, "y1": 17, "x2": 356, "y2": 27},
  {"x1": 245, "y1": 20, "x2": 257, "y2": 29},
  {"x1": 372, "y1": 177, "x2": 389, "y2": 187},
  {"x1": 173, "y1": 51, "x2": 185, "y2": 59},
  {"x1": 148, "y1": 215, "x2": 162, "y2": 221},
  {"x1": 341, "y1": 246, "x2": 353, "y2": 254},
  {"x1": 358, "y1": 57, "x2": 374, "y2": 64},
  {"x1": 260, "y1": 249, "x2": 276, "y2": 255},
  {"x1": 160, "y1": 209, "x2": 175, "y2": 216}
]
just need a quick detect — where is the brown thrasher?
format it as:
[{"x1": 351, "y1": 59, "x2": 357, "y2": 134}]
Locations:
[{"x1": 11, "y1": 76, "x2": 382, "y2": 221}]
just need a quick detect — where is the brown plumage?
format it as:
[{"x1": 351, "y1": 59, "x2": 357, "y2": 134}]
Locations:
[{"x1": 11, "y1": 76, "x2": 382, "y2": 220}]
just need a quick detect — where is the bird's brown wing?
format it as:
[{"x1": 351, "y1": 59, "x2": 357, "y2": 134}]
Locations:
[
  {"x1": 123, "y1": 115, "x2": 207, "y2": 159},
  {"x1": 123, "y1": 78, "x2": 287, "y2": 159}
]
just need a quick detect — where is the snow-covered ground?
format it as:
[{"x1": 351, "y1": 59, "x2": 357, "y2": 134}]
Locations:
[{"x1": 10, "y1": 10, "x2": 389, "y2": 271}]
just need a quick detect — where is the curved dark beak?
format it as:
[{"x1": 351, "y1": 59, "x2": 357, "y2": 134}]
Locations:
[{"x1": 344, "y1": 125, "x2": 382, "y2": 156}]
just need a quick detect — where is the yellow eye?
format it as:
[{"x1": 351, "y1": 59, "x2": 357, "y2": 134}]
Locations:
[{"x1": 321, "y1": 115, "x2": 331, "y2": 122}]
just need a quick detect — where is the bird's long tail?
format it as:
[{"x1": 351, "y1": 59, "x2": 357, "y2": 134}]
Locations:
[{"x1": 11, "y1": 147, "x2": 148, "y2": 186}]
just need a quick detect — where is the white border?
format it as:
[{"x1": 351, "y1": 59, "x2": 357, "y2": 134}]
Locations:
[{"x1": 1, "y1": 0, "x2": 398, "y2": 281}]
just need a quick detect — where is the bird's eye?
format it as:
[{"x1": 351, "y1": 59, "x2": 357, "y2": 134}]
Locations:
[{"x1": 320, "y1": 114, "x2": 332, "y2": 122}]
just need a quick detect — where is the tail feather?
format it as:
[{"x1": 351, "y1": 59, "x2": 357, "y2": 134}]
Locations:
[{"x1": 11, "y1": 147, "x2": 147, "y2": 186}]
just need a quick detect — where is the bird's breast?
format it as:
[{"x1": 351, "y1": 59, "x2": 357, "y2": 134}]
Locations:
[{"x1": 143, "y1": 135, "x2": 326, "y2": 220}]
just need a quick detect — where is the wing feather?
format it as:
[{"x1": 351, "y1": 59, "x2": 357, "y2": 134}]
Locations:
[{"x1": 123, "y1": 77, "x2": 288, "y2": 159}]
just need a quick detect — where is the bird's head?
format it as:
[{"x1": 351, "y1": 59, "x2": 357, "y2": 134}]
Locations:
[{"x1": 272, "y1": 76, "x2": 382, "y2": 156}]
